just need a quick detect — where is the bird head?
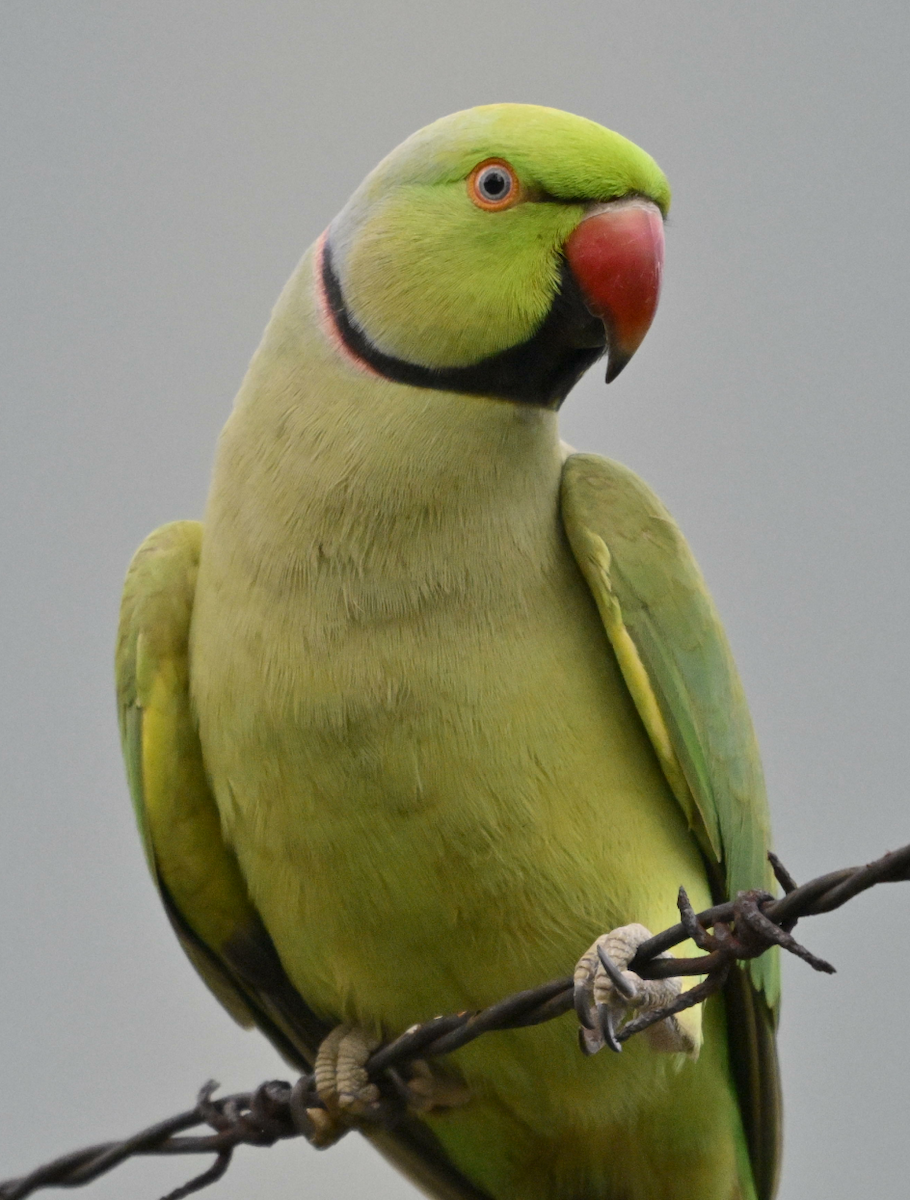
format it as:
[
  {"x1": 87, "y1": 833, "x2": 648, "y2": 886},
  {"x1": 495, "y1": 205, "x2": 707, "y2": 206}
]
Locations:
[{"x1": 321, "y1": 104, "x2": 669, "y2": 408}]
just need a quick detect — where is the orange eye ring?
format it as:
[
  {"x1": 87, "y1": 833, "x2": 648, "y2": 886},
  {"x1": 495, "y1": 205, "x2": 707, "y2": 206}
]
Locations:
[{"x1": 468, "y1": 158, "x2": 521, "y2": 211}]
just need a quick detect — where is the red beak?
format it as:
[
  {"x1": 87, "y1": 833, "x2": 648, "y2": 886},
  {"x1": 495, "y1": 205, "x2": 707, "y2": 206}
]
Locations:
[{"x1": 564, "y1": 199, "x2": 665, "y2": 382}]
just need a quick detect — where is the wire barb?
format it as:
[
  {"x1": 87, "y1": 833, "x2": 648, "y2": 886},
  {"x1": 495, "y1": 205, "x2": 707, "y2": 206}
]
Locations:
[
  {"x1": 159, "y1": 1151, "x2": 233, "y2": 1200},
  {"x1": 1, "y1": 841, "x2": 908, "y2": 1200}
]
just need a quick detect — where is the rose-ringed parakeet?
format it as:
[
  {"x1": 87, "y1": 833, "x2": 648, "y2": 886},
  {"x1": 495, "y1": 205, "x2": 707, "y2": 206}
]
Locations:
[{"x1": 116, "y1": 104, "x2": 780, "y2": 1200}]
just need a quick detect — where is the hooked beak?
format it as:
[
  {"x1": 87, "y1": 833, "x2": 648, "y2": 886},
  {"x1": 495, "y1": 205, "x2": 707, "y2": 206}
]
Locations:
[{"x1": 564, "y1": 198, "x2": 665, "y2": 383}]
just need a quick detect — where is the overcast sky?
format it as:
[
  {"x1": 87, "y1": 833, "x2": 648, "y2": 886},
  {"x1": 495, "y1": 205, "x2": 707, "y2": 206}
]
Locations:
[{"x1": 2, "y1": 4, "x2": 909, "y2": 1199}]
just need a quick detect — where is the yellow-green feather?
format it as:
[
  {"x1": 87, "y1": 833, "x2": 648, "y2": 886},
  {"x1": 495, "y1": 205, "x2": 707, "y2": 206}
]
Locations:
[{"x1": 116, "y1": 521, "x2": 497, "y2": 1200}]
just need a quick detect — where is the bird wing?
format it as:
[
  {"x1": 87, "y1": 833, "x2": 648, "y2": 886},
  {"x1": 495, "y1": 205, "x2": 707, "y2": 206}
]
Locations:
[
  {"x1": 115, "y1": 520, "x2": 492, "y2": 1200},
  {"x1": 560, "y1": 452, "x2": 781, "y2": 1200}
]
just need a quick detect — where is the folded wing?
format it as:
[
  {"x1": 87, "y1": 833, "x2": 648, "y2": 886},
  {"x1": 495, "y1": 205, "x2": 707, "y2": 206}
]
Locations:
[{"x1": 561, "y1": 453, "x2": 781, "y2": 1200}]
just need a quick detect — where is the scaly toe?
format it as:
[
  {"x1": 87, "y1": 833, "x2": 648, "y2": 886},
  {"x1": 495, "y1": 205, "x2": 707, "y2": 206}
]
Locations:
[{"x1": 314, "y1": 1024, "x2": 381, "y2": 1120}]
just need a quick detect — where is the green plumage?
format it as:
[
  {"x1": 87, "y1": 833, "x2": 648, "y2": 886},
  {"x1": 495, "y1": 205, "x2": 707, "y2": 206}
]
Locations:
[{"x1": 116, "y1": 105, "x2": 780, "y2": 1200}]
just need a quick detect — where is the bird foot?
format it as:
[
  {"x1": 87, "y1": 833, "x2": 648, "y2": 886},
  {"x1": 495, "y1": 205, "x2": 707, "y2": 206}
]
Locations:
[
  {"x1": 306, "y1": 1024, "x2": 472, "y2": 1147},
  {"x1": 573, "y1": 923, "x2": 697, "y2": 1057},
  {"x1": 308, "y1": 1024, "x2": 382, "y2": 1147}
]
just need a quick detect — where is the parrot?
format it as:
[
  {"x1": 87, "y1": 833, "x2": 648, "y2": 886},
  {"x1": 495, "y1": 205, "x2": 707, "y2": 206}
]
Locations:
[{"x1": 116, "y1": 104, "x2": 781, "y2": 1200}]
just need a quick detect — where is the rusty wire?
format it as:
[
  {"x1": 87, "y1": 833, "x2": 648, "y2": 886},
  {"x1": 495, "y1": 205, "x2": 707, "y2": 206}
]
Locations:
[{"x1": 2, "y1": 841, "x2": 909, "y2": 1200}]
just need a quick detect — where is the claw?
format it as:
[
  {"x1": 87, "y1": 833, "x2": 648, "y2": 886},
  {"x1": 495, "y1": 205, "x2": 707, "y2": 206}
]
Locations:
[
  {"x1": 596, "y1": 1003, "x2": 623, "y2": 1053},
  {"x1": 596, "y1": 943, "x2": 638, "y2": 1001},
  {"x1": 574, "y1": 978, "x2": 596, "y2": 1030}
]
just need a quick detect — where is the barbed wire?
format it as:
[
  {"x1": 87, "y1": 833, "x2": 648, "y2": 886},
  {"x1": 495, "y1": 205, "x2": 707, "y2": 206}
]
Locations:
[{"x1": 3, "y1": 841, "x2": 909, "y2": 1200}]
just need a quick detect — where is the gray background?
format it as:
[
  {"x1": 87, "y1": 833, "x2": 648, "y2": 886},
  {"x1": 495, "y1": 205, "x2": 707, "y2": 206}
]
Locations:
[{"x1": 2, "y1": 3, "x2": 909, "y2": 1197}]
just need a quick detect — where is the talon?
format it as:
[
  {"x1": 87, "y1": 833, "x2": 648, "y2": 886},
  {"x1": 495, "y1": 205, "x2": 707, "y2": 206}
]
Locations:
[
  {"x1": 596, "y1": 1002, "x2": 623, "y2": 1053},
  {"x1": 596, "y1": 943, "x2": 638, "y2": 1001},
  {"x1": 306, "y1": 1105, "x2": 345, "y2": 1149},
  {"x1": 574, "y1": 980, "x2": 596, "y2": 1030}
]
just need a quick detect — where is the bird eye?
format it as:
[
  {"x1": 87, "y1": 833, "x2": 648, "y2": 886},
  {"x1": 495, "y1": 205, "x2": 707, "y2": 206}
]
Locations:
[{"x1": 468, "y1": 159, "x2": 520, "y2": 211}]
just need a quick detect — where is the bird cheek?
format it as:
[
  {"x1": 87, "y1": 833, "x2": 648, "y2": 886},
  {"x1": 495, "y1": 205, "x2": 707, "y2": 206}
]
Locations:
[{"x1": 564, "y1": 201, "x2": 665, "y2": 383}]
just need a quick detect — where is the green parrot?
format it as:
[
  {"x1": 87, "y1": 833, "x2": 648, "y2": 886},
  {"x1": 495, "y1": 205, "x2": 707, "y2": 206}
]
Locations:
[{"x1": 116, "y1": 104, "x2": 780, "y2": 1200}]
